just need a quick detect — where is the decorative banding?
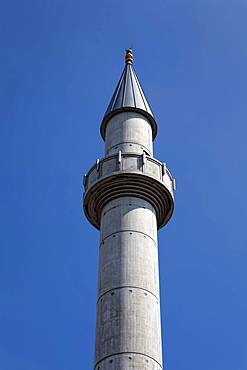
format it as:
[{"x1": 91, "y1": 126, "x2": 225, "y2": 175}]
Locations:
[{"x1": 83, "y1": 173, "x2": 174, "y2": 230}]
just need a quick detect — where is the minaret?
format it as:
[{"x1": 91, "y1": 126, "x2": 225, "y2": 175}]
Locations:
[{"x1": 83, "y1": 49, "x2": 175, "y2": 370}]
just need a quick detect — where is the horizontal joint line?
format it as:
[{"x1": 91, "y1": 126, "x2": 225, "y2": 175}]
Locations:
[
  {"x1": 94, "y1": 352, "x2": 162, "y2": 369},
  {"x1": 100, "y1": 230, "x2": 157, "y2": 246},
  {"x1": 97, "y1": 286, "x2": 159, "y2": 304},
  {"x1": 107, "y1": 141, "x2": 151, "y2": 154}
]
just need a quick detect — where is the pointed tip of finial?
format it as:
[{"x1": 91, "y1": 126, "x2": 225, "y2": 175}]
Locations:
[{"x1": 125, "y1": 46, "x2": 133, "y2": 64}]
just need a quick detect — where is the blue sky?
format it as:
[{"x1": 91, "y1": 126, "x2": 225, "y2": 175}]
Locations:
[{"x1": 1, "y1": 1, "x2": 247, "y2": 369}]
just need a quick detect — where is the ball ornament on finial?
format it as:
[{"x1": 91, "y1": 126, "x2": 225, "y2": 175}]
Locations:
[{"x1": 125, "y1": 47, "x2": 133, "y2": 64}]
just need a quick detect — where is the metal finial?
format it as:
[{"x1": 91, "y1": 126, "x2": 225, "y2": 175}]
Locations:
[{"x1": 125, "y1": 47, "x2": 133, "y2": 64}]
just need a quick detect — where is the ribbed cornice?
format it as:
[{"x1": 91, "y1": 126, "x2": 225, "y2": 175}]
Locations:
[{"x1": 100, "y1": 62, "x2": 157, "y2": 140}]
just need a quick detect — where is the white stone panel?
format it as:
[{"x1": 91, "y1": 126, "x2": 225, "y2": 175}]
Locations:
[
  {"x1": 100, "y1": 197, "x2": 157, "y2": 242},
  {"x1": 98, "y1": 231, "x2": 159, "y2": 298},
  {"x1": 105, "y1": 112, "x2": 153, "y2": 156},
  {"x1": 95, "y1": 288, "x2": 162, "y2": 367}
]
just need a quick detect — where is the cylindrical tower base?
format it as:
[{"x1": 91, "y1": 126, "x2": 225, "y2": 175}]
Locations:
[{"x1": 94, "y1": 196, "x2": 162, "y2": 369}]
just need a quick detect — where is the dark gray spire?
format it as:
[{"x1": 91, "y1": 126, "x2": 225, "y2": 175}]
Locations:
[{"x1": 100, "y1": 48, "x2": 157, "y2": 140}]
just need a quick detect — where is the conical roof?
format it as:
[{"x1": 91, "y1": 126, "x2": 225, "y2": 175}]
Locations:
[{"x1": 100, "y1": 49, "x2": 157, "y2": 140}]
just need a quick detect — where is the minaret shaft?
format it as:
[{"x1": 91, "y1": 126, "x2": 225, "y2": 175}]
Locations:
[{"x1": 95, "y1": 196, "x2": 162, "y2": 369}]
